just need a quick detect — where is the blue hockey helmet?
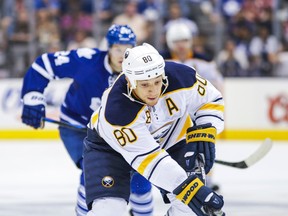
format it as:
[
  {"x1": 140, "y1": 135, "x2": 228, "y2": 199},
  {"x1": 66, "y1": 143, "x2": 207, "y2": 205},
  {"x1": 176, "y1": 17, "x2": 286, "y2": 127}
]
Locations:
[{"x1": 106, "y1": 24, "x2": 136, "y2": 47}]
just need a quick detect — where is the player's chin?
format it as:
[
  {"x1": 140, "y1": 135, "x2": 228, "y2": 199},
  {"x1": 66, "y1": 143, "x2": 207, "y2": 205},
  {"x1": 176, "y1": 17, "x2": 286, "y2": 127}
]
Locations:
[{"x1": 146, "y1": 98, "x2": 159, "y2": 106}]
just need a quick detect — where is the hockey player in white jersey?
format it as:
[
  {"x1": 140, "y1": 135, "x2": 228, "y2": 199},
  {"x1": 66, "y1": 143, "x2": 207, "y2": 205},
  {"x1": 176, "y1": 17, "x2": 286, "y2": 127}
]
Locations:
[
  {"x1": 21, "y1": 25, "x2": 153, "y2": 216},
  {"x1": 83, "y1": 43, "x2": 225, "y2": 216}
]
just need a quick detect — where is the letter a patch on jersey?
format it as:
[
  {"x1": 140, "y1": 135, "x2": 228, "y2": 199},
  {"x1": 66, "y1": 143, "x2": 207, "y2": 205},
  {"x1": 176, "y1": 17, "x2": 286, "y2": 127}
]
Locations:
[{"x1": 165, "y1": 97, "x2": 179, "y2": 116}]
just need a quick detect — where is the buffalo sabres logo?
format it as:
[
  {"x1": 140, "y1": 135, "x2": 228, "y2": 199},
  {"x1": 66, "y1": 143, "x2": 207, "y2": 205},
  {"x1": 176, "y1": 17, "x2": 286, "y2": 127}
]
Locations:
[
  {"x1": 124, "y1": 51, "x2": 129, "y2": 59},
  {"x1": 102, "y1": 176, "x2": 114, "y2": 188}
]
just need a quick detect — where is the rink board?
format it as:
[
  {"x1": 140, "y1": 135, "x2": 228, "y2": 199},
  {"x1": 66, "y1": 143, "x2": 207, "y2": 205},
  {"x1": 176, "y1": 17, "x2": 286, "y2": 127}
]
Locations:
[{"x1": 0, "y1": 78, "x2": 287, "y2": 140}]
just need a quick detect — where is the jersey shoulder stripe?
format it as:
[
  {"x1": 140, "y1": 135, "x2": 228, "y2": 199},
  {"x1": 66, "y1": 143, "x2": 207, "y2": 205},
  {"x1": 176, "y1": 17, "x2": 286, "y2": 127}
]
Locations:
[
  {"x1": 164, "y1": 61, "x2": 197, "y2": 93},
  {"x1": 104, "y1": 75, "x2": 145, "y2": 126}
]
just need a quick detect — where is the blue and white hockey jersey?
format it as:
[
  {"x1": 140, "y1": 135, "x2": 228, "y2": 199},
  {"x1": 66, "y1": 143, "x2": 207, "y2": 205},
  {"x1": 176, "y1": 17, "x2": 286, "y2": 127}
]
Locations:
[
  {"x1": 21, "y1": 48, "x2": 118, "y2": 126},
  {"x1": 89, "y1": 61, "x2": 224, "y2": 192}
]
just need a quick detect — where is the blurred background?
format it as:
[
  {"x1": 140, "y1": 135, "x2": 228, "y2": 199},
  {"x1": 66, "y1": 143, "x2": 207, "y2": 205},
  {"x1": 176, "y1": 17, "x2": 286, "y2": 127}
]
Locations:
[
  {"x1": 0, "y1": 1, "x2": 287, "y2": 215},
  {"x1": 1, "y1": 0, "x2": 288, "y2": 78},
  {"x1": 0, "y1": 0, "x2": 287, "y2": 140}
]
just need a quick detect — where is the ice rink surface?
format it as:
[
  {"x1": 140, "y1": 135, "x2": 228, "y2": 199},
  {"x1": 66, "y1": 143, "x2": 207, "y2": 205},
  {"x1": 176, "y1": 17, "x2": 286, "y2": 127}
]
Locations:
[{"x1": 0, "y1": 139, "x2": 287, "y2": 216}]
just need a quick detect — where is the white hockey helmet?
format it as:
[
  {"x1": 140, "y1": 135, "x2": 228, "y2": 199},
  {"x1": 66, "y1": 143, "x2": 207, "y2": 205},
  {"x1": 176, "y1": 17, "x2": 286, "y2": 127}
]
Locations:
[
  {"x1": 166, "y1": 23, "x2": 192, "y2": 50},
  {"x1": 122, "y1": 43, "x2": 166, "y2": 89}
]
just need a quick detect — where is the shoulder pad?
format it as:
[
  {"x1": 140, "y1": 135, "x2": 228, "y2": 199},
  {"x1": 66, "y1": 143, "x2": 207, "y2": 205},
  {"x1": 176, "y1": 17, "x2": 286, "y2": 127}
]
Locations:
[
  {"x1": 164, "y1": 61, "x2": 197, "y2": 93},
  {"x1": 104, "y1": 75, "x2": 145, "y2": 126}
]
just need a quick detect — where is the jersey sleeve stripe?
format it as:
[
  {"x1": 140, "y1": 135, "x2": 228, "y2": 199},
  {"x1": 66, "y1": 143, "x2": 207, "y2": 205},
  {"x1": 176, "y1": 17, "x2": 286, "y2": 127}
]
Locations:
[
  {"x1": 147, "y1": 154, "x2": 170, "y2": 180},
  {"x1": 213, "y1": 97, "x2": 223, "y2": 102},
  {"x1": 198, "y1": 103, "x2": 224, "y2": 112},
  {"x1": 32, "y1": 62, "x2": 53, "y2": 80},
  {"x1": 131, "y1": 146, "x2": 160, "y2": 166},
  {"x1": 195, "y1": 114, "x2": 224, "y2": 122},
  {"x1": 137, "y1": 149, "x2": 165, "y2": 175},
  {"x1": 162, "y1": 118, "x2": 181, "y2": 149},
  {"x1": 176, "y1": 116, "x2": 192, "y2": 142},
  {"x1": 42, "y1": 53, "x2": 55, "y2": 78}
]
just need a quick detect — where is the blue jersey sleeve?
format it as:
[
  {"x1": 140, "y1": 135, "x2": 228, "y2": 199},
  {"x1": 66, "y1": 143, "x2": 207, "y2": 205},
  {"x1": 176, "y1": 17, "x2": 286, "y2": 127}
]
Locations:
[{"x1": 21, "y1": 48, "x2": 99, "y2": 98}]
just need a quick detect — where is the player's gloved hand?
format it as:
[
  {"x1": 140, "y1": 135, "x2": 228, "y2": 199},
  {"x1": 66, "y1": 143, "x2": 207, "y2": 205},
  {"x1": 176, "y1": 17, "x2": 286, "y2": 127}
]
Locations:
[
  {"x1": 185, "y1": 123, "x2": 216, "y2": 174},
  {"x1": 21, "y1": 91, "x2": 46, "y2": 129},
  {"x1": 173, "y1": 175, "x2": 225, "y2": 216}
]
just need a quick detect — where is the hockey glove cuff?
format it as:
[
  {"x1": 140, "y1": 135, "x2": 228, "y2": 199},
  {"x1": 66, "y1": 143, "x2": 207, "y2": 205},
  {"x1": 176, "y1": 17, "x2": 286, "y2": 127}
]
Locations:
[
  {"x1": 22, "y1": 91, "x2": 46, "y2": 129},
  {"x1": 186, "y1": 123, "x2": 216, "y2": 174},
  {"x1": 173, "y1": 175, "x2": 225, "y2": 216}
]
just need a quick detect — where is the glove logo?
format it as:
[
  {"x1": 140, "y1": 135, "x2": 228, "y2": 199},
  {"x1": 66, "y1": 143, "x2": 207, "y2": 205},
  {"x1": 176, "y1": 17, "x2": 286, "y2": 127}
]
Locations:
[
  {"x1": 182, "y1": 182, "x2": 199, "y2": 203},
  {"x1": 31, "y1": 95, "x2": 45, "y2": 102},
  {"x1": 213, "y1": 198, "x2": 220, "y2": 205},
  {"x1": 187, "y1": 132, "x2": 215, "y2": 140},
  {"x1": 102, "y1": 176, "x2": 114, "y2": 188},
  {"x1": 184, "y1": 152, "x2": 194, "y2": 167}
]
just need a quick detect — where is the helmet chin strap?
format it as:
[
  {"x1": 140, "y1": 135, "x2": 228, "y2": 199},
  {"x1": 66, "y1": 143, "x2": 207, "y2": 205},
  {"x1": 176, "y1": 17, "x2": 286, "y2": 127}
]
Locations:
[
  {"x1": 161, "y1": 76, "x2": 169, "y2": 95},
  {"x1": 122, "y1": 77, "x2": 169, "y2": 106},
  {"x1": 122, "y1": 84, "x2": 146, "y2": 105}
]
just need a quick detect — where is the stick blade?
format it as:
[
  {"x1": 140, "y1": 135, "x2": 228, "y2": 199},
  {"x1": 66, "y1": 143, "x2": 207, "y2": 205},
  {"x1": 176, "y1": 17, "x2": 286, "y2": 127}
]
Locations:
[
  {"x1": 215, "y1": 138, "x2": 273, "y2": 169},
  {"x1": 244, "y1": 138, "x2": 273, "y2": 167},
  {"x1": 215, "y1": 159, "x2": 248, "y2": 169}
]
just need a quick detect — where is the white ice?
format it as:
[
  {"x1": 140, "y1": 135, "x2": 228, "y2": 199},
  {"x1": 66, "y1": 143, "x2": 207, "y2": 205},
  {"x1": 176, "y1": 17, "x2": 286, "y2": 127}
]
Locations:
[{"x1": 0, "y1": 139, "x2": 287, "y2": 216}]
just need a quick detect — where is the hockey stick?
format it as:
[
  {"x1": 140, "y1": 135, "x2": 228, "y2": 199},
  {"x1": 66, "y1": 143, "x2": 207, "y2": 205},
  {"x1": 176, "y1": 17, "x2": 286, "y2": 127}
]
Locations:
[
  {"x1": 42, "y1": 117, "x2": 87, "y2": 132},
  {"x1": 215, "y1": 138, "x2": 273, "y2": 169},
  {"x1": 195, "y1": 155, "x2": 225, "y2": 216},
  {"x1": 42, "y1": 118, "x2": 272, "y2": 168}
]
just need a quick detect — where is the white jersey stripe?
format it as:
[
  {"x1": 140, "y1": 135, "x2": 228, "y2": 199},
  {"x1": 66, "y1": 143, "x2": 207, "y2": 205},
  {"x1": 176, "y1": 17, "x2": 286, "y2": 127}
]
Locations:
[
  {"x1": 32, "y1": 62, "x2": 53, "y2": 80},
  {"x1": 42, "y1": 53, "x2": 55, "y2": 78}
]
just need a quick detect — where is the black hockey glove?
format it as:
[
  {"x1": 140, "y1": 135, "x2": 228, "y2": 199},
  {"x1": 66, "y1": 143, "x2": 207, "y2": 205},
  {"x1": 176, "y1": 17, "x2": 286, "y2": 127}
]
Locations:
[
  {"x1": 21, "y1": 92, "x2": 46, "y2": 129},
  {"x1": 173, "y1": 175, "x2": 225, "y2": 216},
  {"x1": 185, "y1": 123, "x2": 216, "y2": 174}
]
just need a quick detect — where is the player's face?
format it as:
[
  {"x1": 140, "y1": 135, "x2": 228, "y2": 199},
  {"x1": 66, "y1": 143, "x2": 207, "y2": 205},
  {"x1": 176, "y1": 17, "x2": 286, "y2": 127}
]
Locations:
[
  {"x1": 109, "y1": 44, "x2": 133, "y2": 73},
  {"x1": 172, "y1": 39, "x2": 191, "y2": 55},
  {"x1": 133, "y1": 76, "x2": 163, "y2": 106}
]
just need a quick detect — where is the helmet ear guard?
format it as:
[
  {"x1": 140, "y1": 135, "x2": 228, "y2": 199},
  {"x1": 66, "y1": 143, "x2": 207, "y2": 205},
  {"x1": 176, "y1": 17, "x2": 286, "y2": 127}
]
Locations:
[
  {"x1": 122, "y1": 43, "x2": 166, "y2": 89},
  {"x1": 106, "y1": 24, "x2": 136, "y2": 47}
]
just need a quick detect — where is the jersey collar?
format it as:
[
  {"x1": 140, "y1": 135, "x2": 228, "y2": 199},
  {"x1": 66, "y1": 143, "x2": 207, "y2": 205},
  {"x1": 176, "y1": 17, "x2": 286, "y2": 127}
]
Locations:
[{"x1": 171, "y1": 50, "x2": 194, "y2": 61}]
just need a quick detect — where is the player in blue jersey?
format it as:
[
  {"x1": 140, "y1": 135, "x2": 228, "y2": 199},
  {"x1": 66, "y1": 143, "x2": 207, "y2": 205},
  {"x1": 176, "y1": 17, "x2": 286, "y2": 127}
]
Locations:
[
  {"x1": 21, "y1": 25, "x2": 153, "y2": 216},
  {"x1": 83, "y1": 43, "x2": 225, "y2": 216}
]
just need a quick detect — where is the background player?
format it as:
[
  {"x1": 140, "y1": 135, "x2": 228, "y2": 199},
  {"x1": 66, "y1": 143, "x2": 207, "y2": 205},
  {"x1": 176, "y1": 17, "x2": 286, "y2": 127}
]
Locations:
[
  {"x1": 163, "y1": 22, "x2": 223, "y2": 92},
  {"x1": 83, "y1": 43, "x2": 225, "y2": 216},
  {"x1": 163, "y1": 22, "x2": 224, "y2": 190},
  {"x1": 21, "y1": 25, "x2": 153, "y2": 216}
]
